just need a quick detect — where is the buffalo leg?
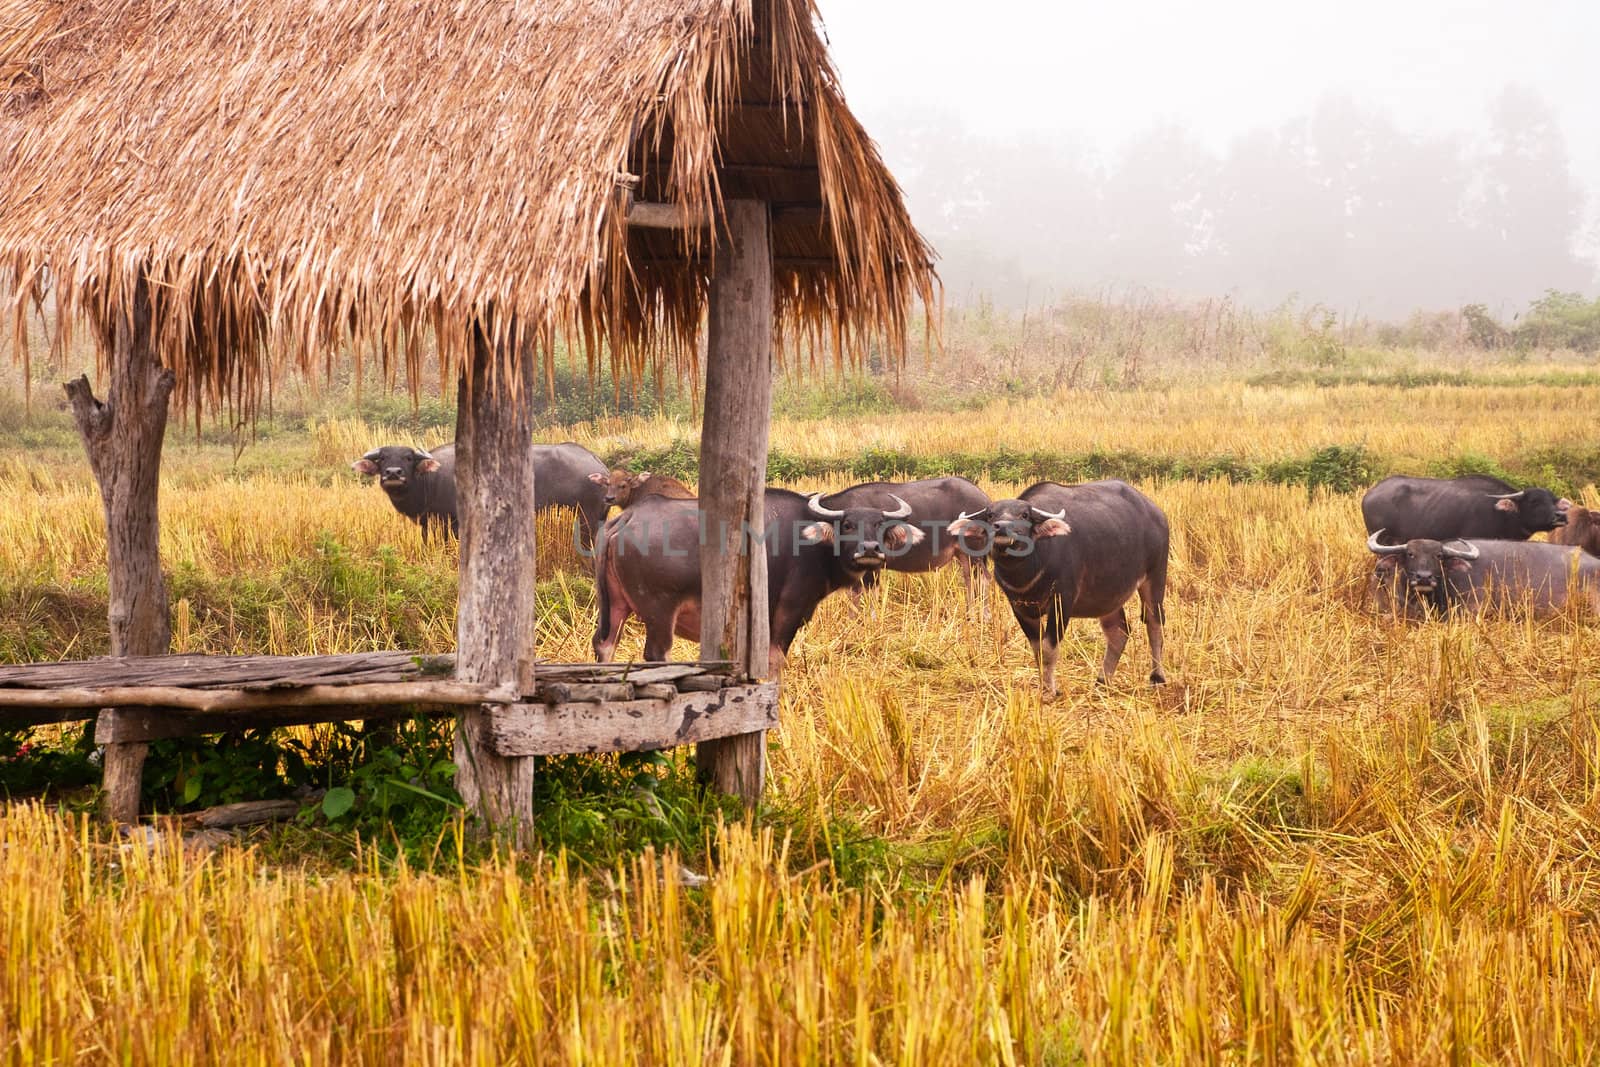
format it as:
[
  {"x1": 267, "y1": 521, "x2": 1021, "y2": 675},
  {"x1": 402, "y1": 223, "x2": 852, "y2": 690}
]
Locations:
[
  {"x1": 1097, "y1": 608, "x2": 1130, "y2": 685},
  {"x1": 1009, "y1": 602, "x2": 1058, "y2": 699},
  {"x1": 1138, "y1": 576, "x2": 1168, "y2": 685},
  {"x1": 592, "y1": 578, "x2": 629, "y2": 662}
]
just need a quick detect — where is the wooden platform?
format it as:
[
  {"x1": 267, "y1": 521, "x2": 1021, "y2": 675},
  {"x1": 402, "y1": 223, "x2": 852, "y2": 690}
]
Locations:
[{"x1": 0, "y1": 653, "x2": 778, "y2": 755}]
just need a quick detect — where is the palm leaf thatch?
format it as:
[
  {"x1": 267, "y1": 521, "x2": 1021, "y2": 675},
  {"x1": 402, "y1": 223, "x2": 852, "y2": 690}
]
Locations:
[{"x1": 0, "y1": 0, "x2": 936, "y2": 416}]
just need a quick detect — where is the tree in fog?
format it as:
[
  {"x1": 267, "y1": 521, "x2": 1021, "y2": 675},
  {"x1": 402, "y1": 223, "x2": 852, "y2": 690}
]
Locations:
[
  {"x1": 1470, "y1": 86, "x2": 1591, "y2": 309},
  {"x1": 874, "y1": 88, "x2": 1596, "y2": 314}
]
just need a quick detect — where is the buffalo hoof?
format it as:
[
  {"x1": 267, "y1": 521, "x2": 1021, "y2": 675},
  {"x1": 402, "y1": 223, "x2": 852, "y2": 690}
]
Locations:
[{"x1": 1149, "y1": 671, "x2": 1168, "y2": 686}]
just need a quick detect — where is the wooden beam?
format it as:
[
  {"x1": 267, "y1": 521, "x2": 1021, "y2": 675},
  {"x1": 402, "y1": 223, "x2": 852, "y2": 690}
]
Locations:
[
  {"x1": 488, "y1": 684, "x2": 780, "y2": 757},
  {"x1": 720, "y1": 163, "x2": 818, "y2": 177},
  {"x1": 695, "y1": 199, "x2": 774, "y2": 807},
  {"x1": 453, "y1": 321, "x2": 540, "y2": 843},
  {"x1": 0, "y1": 680, "x2": 514, "y2": 714},
  {"x1": 93, "y1": 703, "x2": 461, "y2": 745},
  {"x1": 626, "y1": 201, "x2": 713, "y2": 230}
]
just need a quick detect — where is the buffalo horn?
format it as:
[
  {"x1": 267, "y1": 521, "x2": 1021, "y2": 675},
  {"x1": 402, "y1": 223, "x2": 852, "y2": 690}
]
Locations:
[
  {"x1": 1488, "y1": 490, "x2": 1525, "y2": 500},
  {"x1": 1366, "y1": 529, "x2": 1407, "y2": 555},
  {"x1": 1441, "y1": 539, "x2": 1480, "y2": 560},
  {"x1": 807, "y1": 493, "x2": 845, "y2": 519},
  {"x1": 1030, "y1": 505, "x2": 1067, "y2": 522},
  {"x1": 362, "y1": 448, "x2": 382, "y2": 460},
  {"x1": 955, "y1": 507, "x2": 990, "y2": 522},
  {"x1": 415, "y1": 448, "x2": 434, "y2": 460},
  {"x1": 885, "y1": 494, "x2": 913, "y2": 519}
]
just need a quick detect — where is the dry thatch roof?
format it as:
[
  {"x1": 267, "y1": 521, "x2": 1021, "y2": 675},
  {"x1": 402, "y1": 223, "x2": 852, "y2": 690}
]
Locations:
[{"x1": 0, "y1": 0, "x2": 935, "y2": 414}]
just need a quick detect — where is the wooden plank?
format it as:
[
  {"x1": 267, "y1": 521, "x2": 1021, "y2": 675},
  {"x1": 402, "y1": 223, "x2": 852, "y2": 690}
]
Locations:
[
  {"x1": 488, "y1": 684, "x2": 780, "y2": 757},
  {"x1": 539, "y1": 682, "x2": 635, "y2": 704},
  {"x1": 627, "y1": 201, "x2": 712, "y2": 230},
  {"x1": 678, "y1": 674, "x2": 734, "y2": 693},
  {"x1": 0, "y1": 651, "x2": 450, "y2": 690},
  {"x1": 0, "y1": 680, "x2": 514, "y2": 713},
  {"x1": 613, "y1": 664, "x2": 708, "y2": 685}
]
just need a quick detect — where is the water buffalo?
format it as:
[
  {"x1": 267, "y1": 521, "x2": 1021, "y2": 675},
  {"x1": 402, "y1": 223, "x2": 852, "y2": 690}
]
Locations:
[
  {"x1": 814, "y1": 477, "x2": 992, "y2": 594},
  {"x1": 1549, "y1": 505, "x2": 1600, "y2": 557},
  {"x1": 352, "y1": 441, "x2": 608, "y2": 546},
  {"x1": 587, "y1": 469, "x2": 695, "y2": 510},
  {"x1": 592, "y1": 488, "x2": 922, "y2": 674},
  {"x1": 1367, "y1": 530, "x2": 1600, "y2": 618},
  {"x1": 351, "y1": 443, "x2": 457, "y2": 538},
  {"x1": 1362, "y1": 474, "x2": 1571, "y2": 544},
  {"x1": 949, "y1": 480, "x2": 1169, "y2": 697}
]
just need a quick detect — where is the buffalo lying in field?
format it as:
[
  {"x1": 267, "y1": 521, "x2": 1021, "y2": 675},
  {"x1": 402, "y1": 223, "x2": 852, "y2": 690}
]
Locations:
[
  {"x1": 1367, "y1": 530, "x2": 1600, "y2": 618},
  {"x1": 949, "y1": 480, "x2": 1170, "y2": 697},
  {"x1": 1361, "y1": 474, "x2": 1571, "y2": 544},
  {"x1": 592, "y1": 488, "x2": 922, "y2": 674},
  {"x1": 353, "y1": 441, "x2": 608, "y2": 545},
  {"x1": 1549, "y1": 505, "x2": 1600, "y2": 557},
  {"x1": 587, "y1": 469, "x2": 695, "y2": 511},
  {"x1": 814, "y1": 477, "x2": 992, "y2": 595}
]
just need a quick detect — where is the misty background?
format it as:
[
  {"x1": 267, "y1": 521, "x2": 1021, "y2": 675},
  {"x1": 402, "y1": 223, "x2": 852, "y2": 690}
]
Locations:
[{"x1": 816, "y1": 0, "x2": 1600, "y2": 319}]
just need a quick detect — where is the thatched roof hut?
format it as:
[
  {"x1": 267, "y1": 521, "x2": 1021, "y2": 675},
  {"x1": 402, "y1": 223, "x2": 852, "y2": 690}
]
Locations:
[
  {"x1": 1, "y1": 0, "x2": 935, "y2": 410},
  {"x1": 0, "y1": 0, "x2": 936, "y2": 828}
]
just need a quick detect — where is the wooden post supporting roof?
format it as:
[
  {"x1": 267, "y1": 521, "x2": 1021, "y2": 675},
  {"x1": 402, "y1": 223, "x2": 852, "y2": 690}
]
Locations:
[
  {"x1": 696, "y1": 200, "x2": 774, "y2": 806},
  {"x1": 62, "y1": 276, "x2": 174, "y2": 824},
  {"x1": 453, "y1": 324, "x2": 539, "y2": 841}
]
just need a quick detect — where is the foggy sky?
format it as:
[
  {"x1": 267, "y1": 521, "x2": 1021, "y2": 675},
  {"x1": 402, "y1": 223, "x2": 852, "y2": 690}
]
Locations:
[{"x1": 815, "y1": 0, "x2": 1600, "y2": 313}]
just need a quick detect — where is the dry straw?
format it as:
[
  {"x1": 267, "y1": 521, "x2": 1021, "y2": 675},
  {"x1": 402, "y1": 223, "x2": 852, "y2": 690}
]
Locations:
[{"x1": 0, "y1": 0, "x2": 935, "y2": 417}]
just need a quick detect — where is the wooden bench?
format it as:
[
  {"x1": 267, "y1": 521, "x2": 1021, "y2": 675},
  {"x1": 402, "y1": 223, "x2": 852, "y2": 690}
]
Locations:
[{"x1": 0, "y1": 653, "x2": 779, "y2": 816}]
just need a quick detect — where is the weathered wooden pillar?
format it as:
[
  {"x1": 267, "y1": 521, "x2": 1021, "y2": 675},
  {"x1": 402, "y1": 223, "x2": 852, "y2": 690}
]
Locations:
[
  {"x1": 65, "y1": 276, "x2": 174, "y2": 824},
  {"x1": 697, "y1": 200, "x2": 773, "y2": 806},
  {"x1": 453, "y1": 322, "x2": 538, "y2": 842}
]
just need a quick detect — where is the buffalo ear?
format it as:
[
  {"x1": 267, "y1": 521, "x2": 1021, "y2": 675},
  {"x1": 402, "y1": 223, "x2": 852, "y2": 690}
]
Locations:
[
  {"x1": 883, "y1": 523, "x2": 925, "y2": 550},
  {"x1": 1558, "y1": 498, "x2": 1574, "y2": 511},
  {"x1": 352, "y1": 459, "x2": 379, "y2": 476},
  {"x1": 418, "y1": 458, "x2": 442, "y2": 474},
  {"x1": 1494, "y1": 498, "x2": 1519, "y2": 513},
  {"x1": 587, "y1": 472, "x2": 607, "y2": 485},
  {"x1": 1374, "y1": 555, "x2": 1399, "y2": 572},
  {"x1": 800, "y1": 522, "x2": 834, "y2": 544},
  {"x1": 1034, "y1": 518, "x2": 1072, "y2": 538},
  {"x1": 1445, "y1": 558, "x2": 1472, "y2": 573}
]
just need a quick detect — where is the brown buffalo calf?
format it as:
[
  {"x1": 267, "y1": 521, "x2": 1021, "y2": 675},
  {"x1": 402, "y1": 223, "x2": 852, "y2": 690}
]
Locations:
[
  {"x1": 587, "y1": 469, "x2": 695, "y2": 510},
  {"x1": 1549, "y1": 504, "x2": 1600, "y2": 557}
]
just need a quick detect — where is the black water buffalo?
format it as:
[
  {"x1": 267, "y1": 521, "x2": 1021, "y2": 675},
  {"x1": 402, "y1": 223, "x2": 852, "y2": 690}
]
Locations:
[
  {"x1": 352, "y1": 443, "x2": 457, "y2": 538},
  {"x1": 1361, "y1": 475, "x2": 1571, "y2": 544},
  {"x1": 1367, "y1": 530, "x2": 1600, "y2": 618},
  {"x1": 353, "y1": 441, "x2": 608, "y2": 545},
  {"x1": 814, "y1": 477, "x2": 992, "y2": 593},
  {"x1": 1550, "y1": 505, "x2": 1600, "y2": 558},
  {"x1": 949, "y1": 480, "x2": 1170, "y2": 697},
  {"x1": 592, "y1": 488, "x2": 922, "y2": 674}
]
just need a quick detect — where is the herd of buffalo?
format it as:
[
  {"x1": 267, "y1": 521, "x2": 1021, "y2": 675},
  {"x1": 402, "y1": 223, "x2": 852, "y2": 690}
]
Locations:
[{"x1": 354, "y1": 442, "x2": 1600, "y2": 697}]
